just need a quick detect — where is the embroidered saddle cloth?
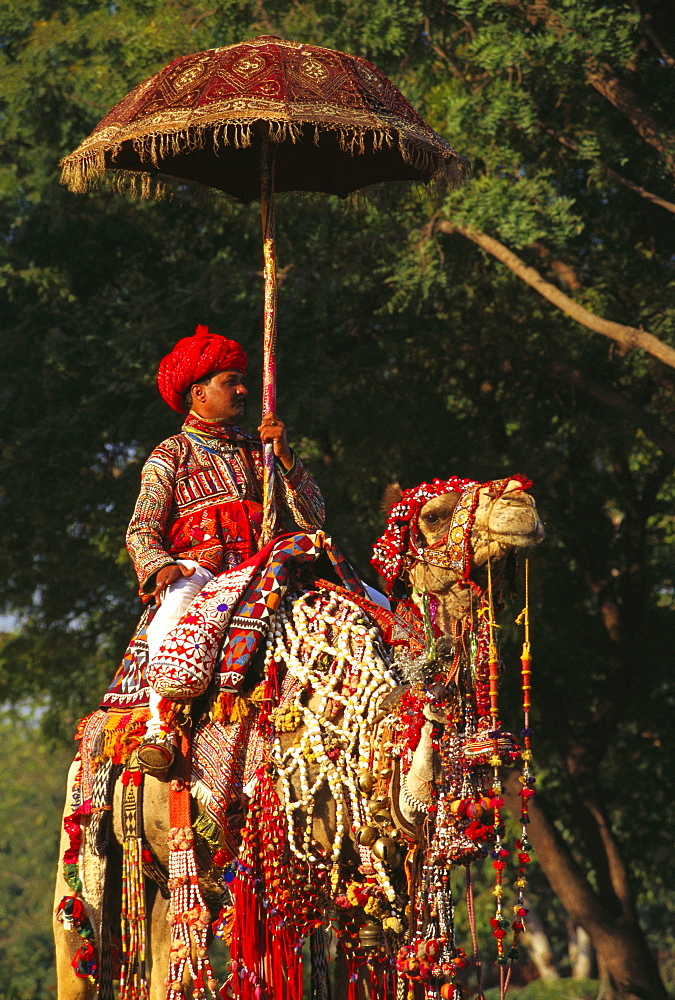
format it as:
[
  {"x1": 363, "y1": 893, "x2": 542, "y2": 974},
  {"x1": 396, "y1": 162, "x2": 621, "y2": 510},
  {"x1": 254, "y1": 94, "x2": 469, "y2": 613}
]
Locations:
[{"x1": 101, "y1": 531, "x2": 363, "y2": 710}]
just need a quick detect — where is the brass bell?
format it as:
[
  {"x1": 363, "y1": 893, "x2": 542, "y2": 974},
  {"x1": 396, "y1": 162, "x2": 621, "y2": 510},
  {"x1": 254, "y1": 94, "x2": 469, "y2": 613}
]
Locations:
[
  {"x1": 379, "y1": 765, "x2": 393, "y2": 780},
  {"x1": 367, "y1": 798, "x2": 388, "y2": 815},
  {"x1": 388, "y1": 849, "x2": 403, "y2": 870},
  {"x1": 358, "y1": 922, "x2": 382, "y2": 949},
  {"x1": 372, "y1": 806, "x2": 393, "y2": 826},
  {"x1": 358, "y1": 770, "x2": 375, "y2": 795},
  {"x1": 372, "y1": 836, "x2": 397, "y2": 863},
  {"x1": 356, "y1": 824, "x2": 379, "y2": 847}
]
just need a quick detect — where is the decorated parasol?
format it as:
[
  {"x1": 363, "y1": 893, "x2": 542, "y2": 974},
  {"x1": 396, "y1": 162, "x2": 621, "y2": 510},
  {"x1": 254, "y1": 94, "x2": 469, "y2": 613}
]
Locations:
[{"x1": 61, "y1": 35, "x2": 469, "y2": 541}]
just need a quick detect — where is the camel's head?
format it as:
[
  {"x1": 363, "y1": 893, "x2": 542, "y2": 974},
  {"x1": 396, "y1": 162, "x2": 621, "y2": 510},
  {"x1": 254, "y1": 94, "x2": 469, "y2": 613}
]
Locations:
[{"x1": 372, "y1": 475, "x2": 544, "y2": 620}]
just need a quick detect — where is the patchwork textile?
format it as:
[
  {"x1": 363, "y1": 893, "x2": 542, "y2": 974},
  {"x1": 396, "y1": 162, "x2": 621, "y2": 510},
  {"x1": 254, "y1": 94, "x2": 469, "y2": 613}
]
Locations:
[
  {"x1": 76, "y1": 710, "x2": 110, "y2": 806},
  {"x1": 101, "y1": 609, "x2": 154, "y2": 710},
  {"x1": 191, "y1": 713, "x2": 269, "y2": 844},
  {"x1": 126, "y1": 413, "x2": 325, "y2": 593},
  {"x1": 213, "y1": 532, "x2": 368, "y2": 692},
  {"x1": 78, "y1": 544, "x2": 429, "y2": 850},
  {"x1": 102, "y1": 532, "x2": 332, "y2": 709},
  {"x1": 149, "y1": 531, "x2": 326, "y2": 698},
  {"x1": 78, "y1": 707, "x2": 149, "y2": 793}
]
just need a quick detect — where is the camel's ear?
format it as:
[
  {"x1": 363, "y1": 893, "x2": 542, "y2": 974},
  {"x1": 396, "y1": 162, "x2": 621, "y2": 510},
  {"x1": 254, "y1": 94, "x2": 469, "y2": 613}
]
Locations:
[{"x1": 382, "y1": 482, "x2": 403, "y2": 515}]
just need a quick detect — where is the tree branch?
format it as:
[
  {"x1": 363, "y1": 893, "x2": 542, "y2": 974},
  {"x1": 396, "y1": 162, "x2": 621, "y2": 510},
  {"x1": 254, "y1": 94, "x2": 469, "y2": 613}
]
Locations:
[
  {"x1": 585, "y1": 64, "x2": 675, "y2": 175},
  {"x1": 502, "y1": 0, "x2": 675, "y2": 172},
  {"x1": 582, "y1": 794, "x2": 639, "y2": 923},
  {"x1": 547, "y1": 362, "x2": 675, "y2": 458},
  {"x1": 422, "y1": 16, "x2": 465, "y2": 79},
  {"x1": 434, "y1": 220, "x2": 675, "y2": 370},
  {"x1": 536, "y1": 122, "x2": 675, "y2": 215},
  {"x1": 632, "y1": 2, "x2": 675, "y2": 69},
  {"x1": 530, "y1": 242, "x2": 582, "y2": 290}
]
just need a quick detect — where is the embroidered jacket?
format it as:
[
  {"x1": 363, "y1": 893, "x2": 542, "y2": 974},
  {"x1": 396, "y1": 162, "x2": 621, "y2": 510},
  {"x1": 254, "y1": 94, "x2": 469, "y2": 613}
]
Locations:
[{"x1": 126, "y1": 413, "x2": 325, "y2": 594}]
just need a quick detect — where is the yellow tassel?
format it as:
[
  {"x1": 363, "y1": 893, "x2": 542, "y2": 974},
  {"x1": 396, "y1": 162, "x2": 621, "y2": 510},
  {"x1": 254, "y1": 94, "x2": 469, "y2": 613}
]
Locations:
[
  {"x1": 211, "y1": 692, "x2": 235, "y2": 723},
  {"x1": 229, "y1": 696, "x2": 251, "y2": 724},
  {"x1": 249, "y1": 681, "x2": 266, "y2": 704}
]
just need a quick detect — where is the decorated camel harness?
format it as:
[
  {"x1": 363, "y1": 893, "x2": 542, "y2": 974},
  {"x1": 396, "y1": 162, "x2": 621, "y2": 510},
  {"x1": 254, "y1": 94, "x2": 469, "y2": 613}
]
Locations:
[{"x1": 54, "y1": 474, "x2": 544, "y2": 1000}]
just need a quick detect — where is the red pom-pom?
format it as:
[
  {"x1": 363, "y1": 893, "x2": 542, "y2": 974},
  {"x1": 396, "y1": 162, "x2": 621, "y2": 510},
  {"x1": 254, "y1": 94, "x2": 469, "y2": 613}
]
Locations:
[{"x1": 72, "y1": 940, "x2": 98, "y2": 979}]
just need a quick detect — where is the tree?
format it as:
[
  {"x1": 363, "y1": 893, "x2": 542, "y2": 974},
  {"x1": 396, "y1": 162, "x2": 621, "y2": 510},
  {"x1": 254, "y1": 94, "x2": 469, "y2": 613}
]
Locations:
[
  {"x1": 0, "y1": 1, "x2": 672, "y2": 996},
  {"x1": 0, "y1": 711, "x2": 73, "y2": 999}
]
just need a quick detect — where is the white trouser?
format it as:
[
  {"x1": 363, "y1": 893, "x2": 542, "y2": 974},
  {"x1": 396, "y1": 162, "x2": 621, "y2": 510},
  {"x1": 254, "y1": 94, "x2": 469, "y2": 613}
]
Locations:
[
  {"x1": 144, "y1": 559, "x2": 214, "y2": 738},
  {"x1": 362, "y1": 583, "x2": 390, "y2": 610}
]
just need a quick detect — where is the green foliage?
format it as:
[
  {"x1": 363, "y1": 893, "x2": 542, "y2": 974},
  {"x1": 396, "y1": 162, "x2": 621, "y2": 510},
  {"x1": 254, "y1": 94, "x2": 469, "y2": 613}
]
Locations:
[
  {"x1": 0, "y1": 711, "x2": 73, "y2": 998},
  {"x1": 0, "y1": 0, "x2": 673, "y2": 989}
]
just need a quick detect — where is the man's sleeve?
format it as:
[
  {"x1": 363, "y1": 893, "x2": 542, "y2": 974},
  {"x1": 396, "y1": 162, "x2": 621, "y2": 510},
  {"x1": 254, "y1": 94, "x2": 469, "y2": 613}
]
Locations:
[
  {"x1": 126, "y1": 446, "x2": 178, "y2": 594},
  {"x1": 276, "y1": 453, "x2": 325, "y2": 530}
]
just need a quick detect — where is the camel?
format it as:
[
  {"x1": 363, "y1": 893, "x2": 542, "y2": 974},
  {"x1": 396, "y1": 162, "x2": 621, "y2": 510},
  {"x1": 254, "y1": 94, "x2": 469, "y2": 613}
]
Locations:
[{"x1": 54, "y1": 475, "x2": 544, "y2": 1000}]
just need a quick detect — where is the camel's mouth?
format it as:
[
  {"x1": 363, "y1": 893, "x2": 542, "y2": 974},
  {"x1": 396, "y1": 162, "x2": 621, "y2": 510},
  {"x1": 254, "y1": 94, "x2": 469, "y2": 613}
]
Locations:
[
  {"x1": 486, "y1": 497, "x2": 545, "y2": 544},
  {"x1": 489, "y1": 518, "x2": 545, "y2": 543}
]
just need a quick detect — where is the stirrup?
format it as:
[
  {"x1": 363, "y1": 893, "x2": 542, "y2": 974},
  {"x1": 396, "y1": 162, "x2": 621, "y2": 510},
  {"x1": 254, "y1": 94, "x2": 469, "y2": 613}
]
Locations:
[{"x1": 137, "y1": 737, "x2": 176, "y2": 779}]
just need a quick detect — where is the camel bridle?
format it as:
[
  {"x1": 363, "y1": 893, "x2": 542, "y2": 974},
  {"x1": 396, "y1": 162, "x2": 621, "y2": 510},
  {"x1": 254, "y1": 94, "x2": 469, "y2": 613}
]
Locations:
[{"x1": 407, "y1": 478, "x2": 515, "y2": 582}]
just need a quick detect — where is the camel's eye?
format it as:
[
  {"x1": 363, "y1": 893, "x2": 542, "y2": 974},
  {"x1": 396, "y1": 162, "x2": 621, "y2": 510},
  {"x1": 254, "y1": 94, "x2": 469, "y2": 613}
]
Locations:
[{"x1": 422, "y1": 512, "x2": 440, "y2": 525}]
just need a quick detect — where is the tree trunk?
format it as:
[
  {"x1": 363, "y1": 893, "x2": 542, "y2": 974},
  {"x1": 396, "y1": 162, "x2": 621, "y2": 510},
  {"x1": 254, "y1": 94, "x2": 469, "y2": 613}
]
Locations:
[
  {"x1": 503, "y1": 772, "x2": 668, "y2": 1000},
  {"x1": 569, "y1": 923, "x2": 595, "y2": 980},
  {"x1": 523, "y1": 907, "x2": 560, "y2": 981}
]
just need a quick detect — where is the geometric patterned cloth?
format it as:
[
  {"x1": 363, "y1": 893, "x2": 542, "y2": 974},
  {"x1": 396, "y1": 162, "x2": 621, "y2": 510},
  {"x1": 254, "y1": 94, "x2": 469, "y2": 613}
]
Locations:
[
  {"x1": 101, "y1": 531, "x2": 361, "y2": 709},
  {"x1": 79, "y1": 537, "x2": 431, "y2": 846},
  {"x1": 100, "y1": 608, "x2": 155, "y2": 710},
  {"x1": 191, "y1": 712, "x2": 268, "y2": 851},
  {"x1": 148, "y1": 531, "x2": 326, "y2": 698},
  {"x1": 126, "y1": 413, "x2": 325, "y2": 594}
]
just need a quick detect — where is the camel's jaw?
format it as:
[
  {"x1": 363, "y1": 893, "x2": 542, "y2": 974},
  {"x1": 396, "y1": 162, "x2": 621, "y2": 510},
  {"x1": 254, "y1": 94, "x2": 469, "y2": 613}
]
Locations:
[
  {"x1": 486, "y1": 516, "x2": 545, "y2": 547},
  {"x1": 476, "y1": 491, "x2": 545, "y2": 549}
]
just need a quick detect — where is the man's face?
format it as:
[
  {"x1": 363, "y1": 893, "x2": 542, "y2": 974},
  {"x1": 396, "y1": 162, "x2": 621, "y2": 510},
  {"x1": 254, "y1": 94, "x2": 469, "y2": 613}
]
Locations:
[{"x1": 190, "y1": 370, "x2": 247, "y2": 424}]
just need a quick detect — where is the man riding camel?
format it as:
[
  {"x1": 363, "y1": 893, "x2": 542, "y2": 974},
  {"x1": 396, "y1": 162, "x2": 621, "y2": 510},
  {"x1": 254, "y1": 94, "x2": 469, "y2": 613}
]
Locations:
[{"x1": 127, "y1": 324, "x2": 325, "y2": 775}]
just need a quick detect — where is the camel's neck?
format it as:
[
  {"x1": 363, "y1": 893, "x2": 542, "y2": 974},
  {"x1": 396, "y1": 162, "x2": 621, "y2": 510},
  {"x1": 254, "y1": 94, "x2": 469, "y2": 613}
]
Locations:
[{"x1": 408, "y1": 586, "x2": 482, "y2": 636}]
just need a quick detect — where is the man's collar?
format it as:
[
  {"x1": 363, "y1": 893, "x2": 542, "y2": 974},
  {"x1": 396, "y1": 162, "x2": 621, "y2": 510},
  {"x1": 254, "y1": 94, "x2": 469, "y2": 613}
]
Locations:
[{"x1": 183, "y1": 411, "x2": 251, "y2": 442}]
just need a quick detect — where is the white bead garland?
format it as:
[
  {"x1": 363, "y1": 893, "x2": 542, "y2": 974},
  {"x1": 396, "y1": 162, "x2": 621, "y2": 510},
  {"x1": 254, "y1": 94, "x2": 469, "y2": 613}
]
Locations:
[{"x1": 269, "y1": 590, "x2": 400, "y2": 895}]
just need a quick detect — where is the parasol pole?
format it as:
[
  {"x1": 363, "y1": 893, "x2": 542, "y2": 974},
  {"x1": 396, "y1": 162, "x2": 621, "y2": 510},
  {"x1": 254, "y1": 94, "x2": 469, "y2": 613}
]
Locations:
[{"x1": 260, "y1": 125, "x2": 278, "y2": 547}]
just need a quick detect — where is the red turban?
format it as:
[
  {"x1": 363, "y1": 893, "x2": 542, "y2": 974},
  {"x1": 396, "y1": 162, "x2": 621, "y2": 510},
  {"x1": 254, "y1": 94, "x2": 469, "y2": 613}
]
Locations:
[{"x1": 157, "y1": 325, "x2": 248, "y2": 412}]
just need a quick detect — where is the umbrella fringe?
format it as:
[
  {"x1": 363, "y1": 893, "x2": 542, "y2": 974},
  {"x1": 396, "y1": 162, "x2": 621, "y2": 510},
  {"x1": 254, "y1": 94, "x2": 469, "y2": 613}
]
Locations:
[
  {"x1": 61, "y1": 119, "x2": 468, "y2": 198},
  {"x1": 60, "y1": 148, "x2": 110, "y2": 193}
]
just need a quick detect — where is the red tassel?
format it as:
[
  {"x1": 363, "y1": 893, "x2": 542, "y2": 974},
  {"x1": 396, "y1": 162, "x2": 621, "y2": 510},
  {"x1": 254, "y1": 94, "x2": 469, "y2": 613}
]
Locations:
[
  {"x1": 229, "y1": 871, "x2": 264, "y2": 1000},
  {"x1": 264, "y1": 658, "x2": 280, "y2": 704},
  {"x1": 347, "y1": 954, "x2": 360, "y2": 1000},
  {"x1": 258, "y1": 658, "x2": 281, "y2": 727}
]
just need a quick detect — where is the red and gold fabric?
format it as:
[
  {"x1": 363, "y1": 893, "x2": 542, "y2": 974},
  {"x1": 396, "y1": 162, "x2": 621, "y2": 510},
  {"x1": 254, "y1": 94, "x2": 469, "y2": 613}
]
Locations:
[{"x1": 126, "y1": 413, "x2": 324, "y2": 595}]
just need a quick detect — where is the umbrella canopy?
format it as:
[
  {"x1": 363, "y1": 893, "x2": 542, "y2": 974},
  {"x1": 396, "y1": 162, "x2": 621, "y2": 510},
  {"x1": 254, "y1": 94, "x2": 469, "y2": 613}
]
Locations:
[{"x1": 60, "y1": 35, "x2": 469, "y2": 199}]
